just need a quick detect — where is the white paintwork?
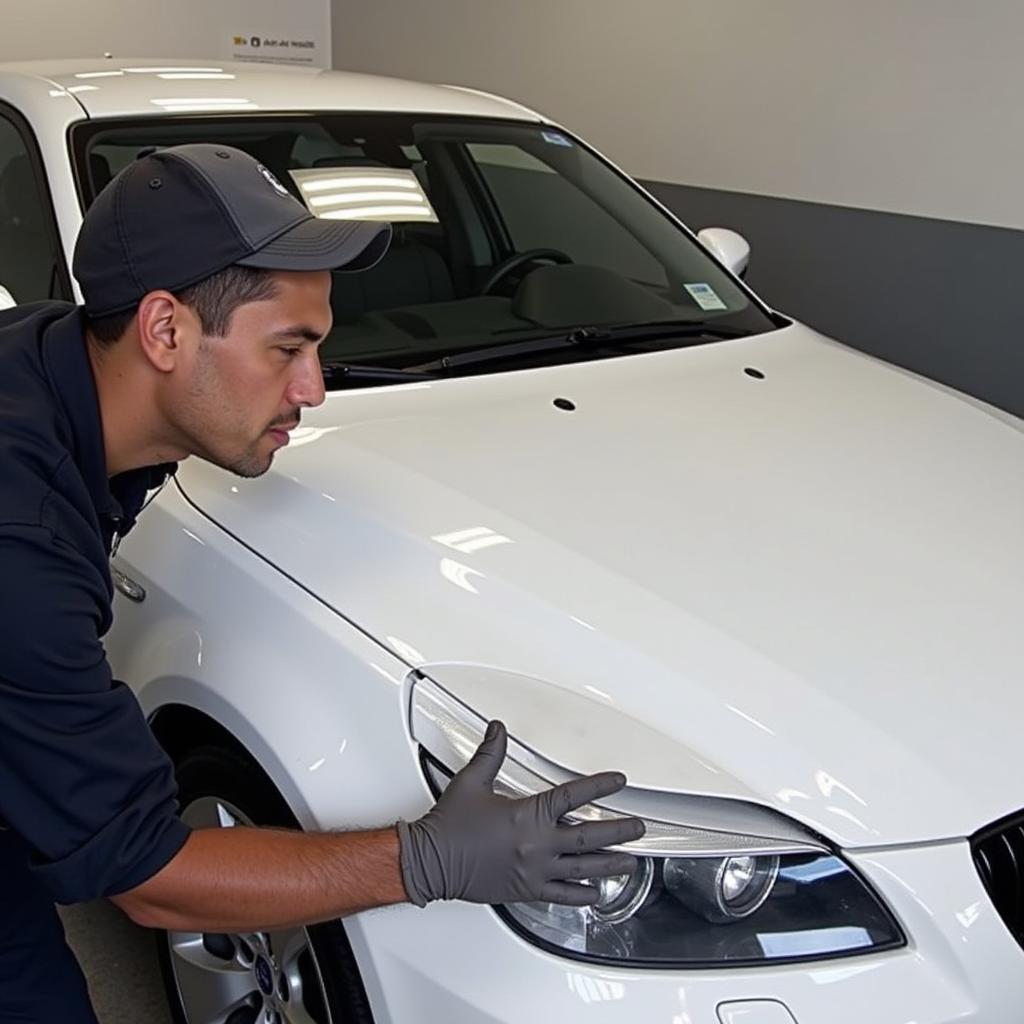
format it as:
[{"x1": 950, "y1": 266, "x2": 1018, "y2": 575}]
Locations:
[
  {"x1": 177, "y1": 324, "x2": 1024, "y2": 848},
  {"x1": 717, "y1": 1001, "x2": 797, "y2": 1024},
  {"x1": 410, "y1": 673, "x2": 824, "y2": 857},
  {"x1": 3, "y1": 56, "x2": 1022, "y2": 1023},
  {"x1": 0, "y1": 58, "x2": 542, "y2": 121},
  {"x1": 698, "y1": 226, "x2": 751, "y2": 276},
  {"x1": 106, "y1": 483, "x2": 426, "y2": 833}
]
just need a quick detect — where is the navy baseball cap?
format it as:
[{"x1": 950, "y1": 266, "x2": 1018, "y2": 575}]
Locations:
[{"x1": 73, "y1": 143, "x2": 392, "y2": 317}]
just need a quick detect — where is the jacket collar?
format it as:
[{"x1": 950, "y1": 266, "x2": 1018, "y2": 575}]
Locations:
[{"x1": 40, "y1": 305, "x2": 175, "y2": 531}]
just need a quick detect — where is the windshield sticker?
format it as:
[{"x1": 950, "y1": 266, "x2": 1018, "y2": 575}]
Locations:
[
  {"x1": 541, "y1": 131, "x2": 573, "y2": 148},
  {"x1": 684, "y1": 282, "x2": 728, "y2": 311}
]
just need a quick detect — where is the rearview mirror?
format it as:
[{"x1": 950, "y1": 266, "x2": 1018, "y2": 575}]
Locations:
[
  {"x1": 0, "y1": 284, "x2": 15, "y2": 310},
  {"x1": 696, "y1": 227, "x2": 750, "y2": 278}
]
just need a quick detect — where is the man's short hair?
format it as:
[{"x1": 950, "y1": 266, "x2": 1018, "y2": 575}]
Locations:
[{"x1": 87, "y1": 264, "x2": 279, "y2": 345}]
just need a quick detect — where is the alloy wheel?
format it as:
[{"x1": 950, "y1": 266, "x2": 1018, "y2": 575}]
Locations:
[{"x1": 168, "y1": 796, "x2": 331, "y2": 1024}]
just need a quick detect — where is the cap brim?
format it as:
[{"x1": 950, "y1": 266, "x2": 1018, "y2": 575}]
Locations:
[{"x1": 236, "y1": 217, "x2": 392, "y2": 273}]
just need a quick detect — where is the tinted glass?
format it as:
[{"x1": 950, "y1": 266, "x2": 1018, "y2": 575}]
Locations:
[
  {"x1": 0, "y1": 112, "x2": 66, "y2": 305},
  {"x1": 76, "y1": 114, "x2": 777, "y2": 384}
]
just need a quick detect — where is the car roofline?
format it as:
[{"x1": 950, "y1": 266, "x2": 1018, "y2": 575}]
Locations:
[{"x1": 0, "y1": 58, "x2": 545, "y2": 123}]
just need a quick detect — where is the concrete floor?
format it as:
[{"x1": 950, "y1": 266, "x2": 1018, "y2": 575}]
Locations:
[{"x1": 60, "y1": 901, "x2": 173, "y2": 1024}]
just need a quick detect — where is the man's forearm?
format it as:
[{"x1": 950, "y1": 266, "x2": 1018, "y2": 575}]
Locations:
[{"x1": 112, "y1": 825, "x2": 407, "y2": 931}]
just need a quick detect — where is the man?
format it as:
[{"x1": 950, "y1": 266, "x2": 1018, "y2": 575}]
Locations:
[{"x1": 0, "y1": 144, "x2": 644, "y2": 1022}]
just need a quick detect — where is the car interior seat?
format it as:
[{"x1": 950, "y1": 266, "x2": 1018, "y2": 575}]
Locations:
[{"x1": 311, "y1": 157, "x2": 457, "y2": 328}]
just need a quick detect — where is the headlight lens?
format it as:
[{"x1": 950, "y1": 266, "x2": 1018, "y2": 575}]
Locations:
[
  {"x1": 592, "y1": 857, "x2": 654, "y2": 924},
  {"x1": 421, "y1": 752, "x2": 903, "y2": 967},
  {"x1": 663, "y1": 853, "x2": 780, "y2": 922},
  {"x1": 502, "y1": 851, "x2": 903, "y2": 967}
]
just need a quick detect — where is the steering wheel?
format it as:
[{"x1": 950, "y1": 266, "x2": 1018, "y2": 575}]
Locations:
[{"x1": 481, "y1": 247, "x2": 573, "y2": 295}]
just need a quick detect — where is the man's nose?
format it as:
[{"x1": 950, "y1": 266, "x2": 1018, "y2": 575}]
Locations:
[{"x1": 287, "y1": 351, "x2": 326, "y2": 409}]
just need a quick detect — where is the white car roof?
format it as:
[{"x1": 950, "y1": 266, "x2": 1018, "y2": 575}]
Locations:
[{"x1": 0, "y1": 58, "x2": 545, "y2": 122}]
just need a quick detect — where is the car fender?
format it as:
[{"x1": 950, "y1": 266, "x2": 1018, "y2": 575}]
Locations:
[{"x1": 105, "y1": 481, "x2": 431, "y2": 833}]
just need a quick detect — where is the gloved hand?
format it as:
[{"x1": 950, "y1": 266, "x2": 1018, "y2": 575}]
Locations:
[{"x1": 397, "y1": 720, "x2": 646, "y2": 907}]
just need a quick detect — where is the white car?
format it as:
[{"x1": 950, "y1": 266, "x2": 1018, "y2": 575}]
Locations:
[{"x1": 2, "y1": 57, "x2": 1023, "y2": 1024}]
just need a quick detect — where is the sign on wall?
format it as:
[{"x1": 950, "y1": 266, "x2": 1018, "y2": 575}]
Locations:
[
  {"x1": 225, "y1": 29, "x2": 324, "y2": 68},
  {"x1": 220, "y1": 0, "x2": 330, "y2": 68}
]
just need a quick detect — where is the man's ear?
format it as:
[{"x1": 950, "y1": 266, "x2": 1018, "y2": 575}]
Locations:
[{"x1": 136, "y1": 291, "x2": 198, "y2": 373}]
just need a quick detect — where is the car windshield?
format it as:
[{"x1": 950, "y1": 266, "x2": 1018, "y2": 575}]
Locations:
[{"x1": 74, "y1": 114, "x2": 778, "y2": 386}]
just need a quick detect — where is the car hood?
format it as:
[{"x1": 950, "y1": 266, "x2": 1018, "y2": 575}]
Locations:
[{"x1": 179, "y1": 324, "x2": 1024, "y2": 848}]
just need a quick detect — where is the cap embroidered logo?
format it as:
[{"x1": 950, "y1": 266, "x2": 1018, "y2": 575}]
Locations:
[{"x1": 257, "y1": 163, "x2": 290, "y2": 198}]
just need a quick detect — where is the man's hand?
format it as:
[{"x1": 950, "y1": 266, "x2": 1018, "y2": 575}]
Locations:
[
  {"x1": 397, "y1": 720, "x2": 646, "y2": 907},
  {"x1": 113, "y1": 720, "x2": 644, "y2": 932}
]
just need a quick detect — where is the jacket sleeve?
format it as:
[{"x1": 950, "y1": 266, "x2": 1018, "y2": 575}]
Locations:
[{"x1": 0, "y1": 525, "x2": 190, "y2": 903}]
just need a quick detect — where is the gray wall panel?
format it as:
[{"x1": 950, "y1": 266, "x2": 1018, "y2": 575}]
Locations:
[{"x1": 646, "y1": 181, "x2": 1024, "y2": 418}]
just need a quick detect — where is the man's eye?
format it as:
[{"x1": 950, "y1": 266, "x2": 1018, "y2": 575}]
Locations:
[{"x1": 279, "y1": 347, "x2": 302, "y2": 357}]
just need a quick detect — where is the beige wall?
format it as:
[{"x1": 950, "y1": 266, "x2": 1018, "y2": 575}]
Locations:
[
  {"x1": 0, "y1": 0, "x2": 330, "y2": 66},
  {"x1": 332, "y1": 0, "x2": 1024, "y2": 229},
  {"x1": 0, "y1": 0, "x2": 222, "y2": 62}
]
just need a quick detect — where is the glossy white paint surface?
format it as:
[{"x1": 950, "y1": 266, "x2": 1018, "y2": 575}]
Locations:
[
  {"x1": 410, "y1": 672, "x2": 824, "y2": 858},
  {"x1": 697, "y1": 226, "x2": 751, "y2": 277},
  {"x1": 717, "y1": 1001, "x2": 797, "y2": 1024},
  {"x1": 180, "y1": 323, "x2": 1024, "y2": 848},
  {"x1": 0, "y1": 58, "x2": 542, "y2": 121},
  {"x1": 106, "y1": 484, "x2": 426, "y2": 833}
]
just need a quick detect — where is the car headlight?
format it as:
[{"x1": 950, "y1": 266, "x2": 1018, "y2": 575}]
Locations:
[
  {"x1": 413, "y1": 676, "x2": 906, "y2": 967},
  {"x1": 503, "y1": 851, "x2": 904, "y2": 967}
]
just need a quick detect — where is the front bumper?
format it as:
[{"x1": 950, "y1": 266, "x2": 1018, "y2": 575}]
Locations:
[{"x1": 347, "y1": 840, "x2": 1024, "y2": 1023}]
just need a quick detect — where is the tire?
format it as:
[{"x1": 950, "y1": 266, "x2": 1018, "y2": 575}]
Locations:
[{"x1": 157, "y1": 744, "x2": 376, "y2": 1024}]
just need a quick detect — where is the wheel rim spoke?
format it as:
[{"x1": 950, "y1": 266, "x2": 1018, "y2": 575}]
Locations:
[
  {"x1": 169, "y1": 932, "x2": 260, "y2": 1024},
  {"x1": 275, "y1": 928, "x2": 327, "y2": 1024}
]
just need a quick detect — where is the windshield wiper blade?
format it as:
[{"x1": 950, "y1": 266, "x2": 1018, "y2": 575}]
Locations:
[
  {"x1": 320, "y1": 361, "x2": 437, "y2": 384},
  {"x1": 411, "y1": 320, "x2": 749, "y2": 373},
  {"x1": 603, "y1": 319, "x2": 750, "y2": 341},
  {"x1": 412, "y1": 332, "x2": 589, "y2": 372}
]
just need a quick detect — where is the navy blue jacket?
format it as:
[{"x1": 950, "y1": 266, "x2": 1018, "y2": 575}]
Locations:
[{"x1": 0, "y1": 301, "x2": 190, "y2": 904}]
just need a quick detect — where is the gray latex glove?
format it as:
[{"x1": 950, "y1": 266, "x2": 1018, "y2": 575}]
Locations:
[{"x1": 397, "y1": 720, "x2": 646, "y2": 907}]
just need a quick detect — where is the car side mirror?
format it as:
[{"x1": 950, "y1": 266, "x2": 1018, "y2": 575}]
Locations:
[
  {"x1": 0, "y1": 284, "x2": 16, "y2": 310},
  {"x1": 696, "y1": 227, "x2": 750, "y2": 278}
]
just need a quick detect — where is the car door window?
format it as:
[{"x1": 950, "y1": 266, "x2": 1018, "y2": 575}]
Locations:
[{"x1": 0, "y1": 108, "x2": 67, "y2": 305}]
